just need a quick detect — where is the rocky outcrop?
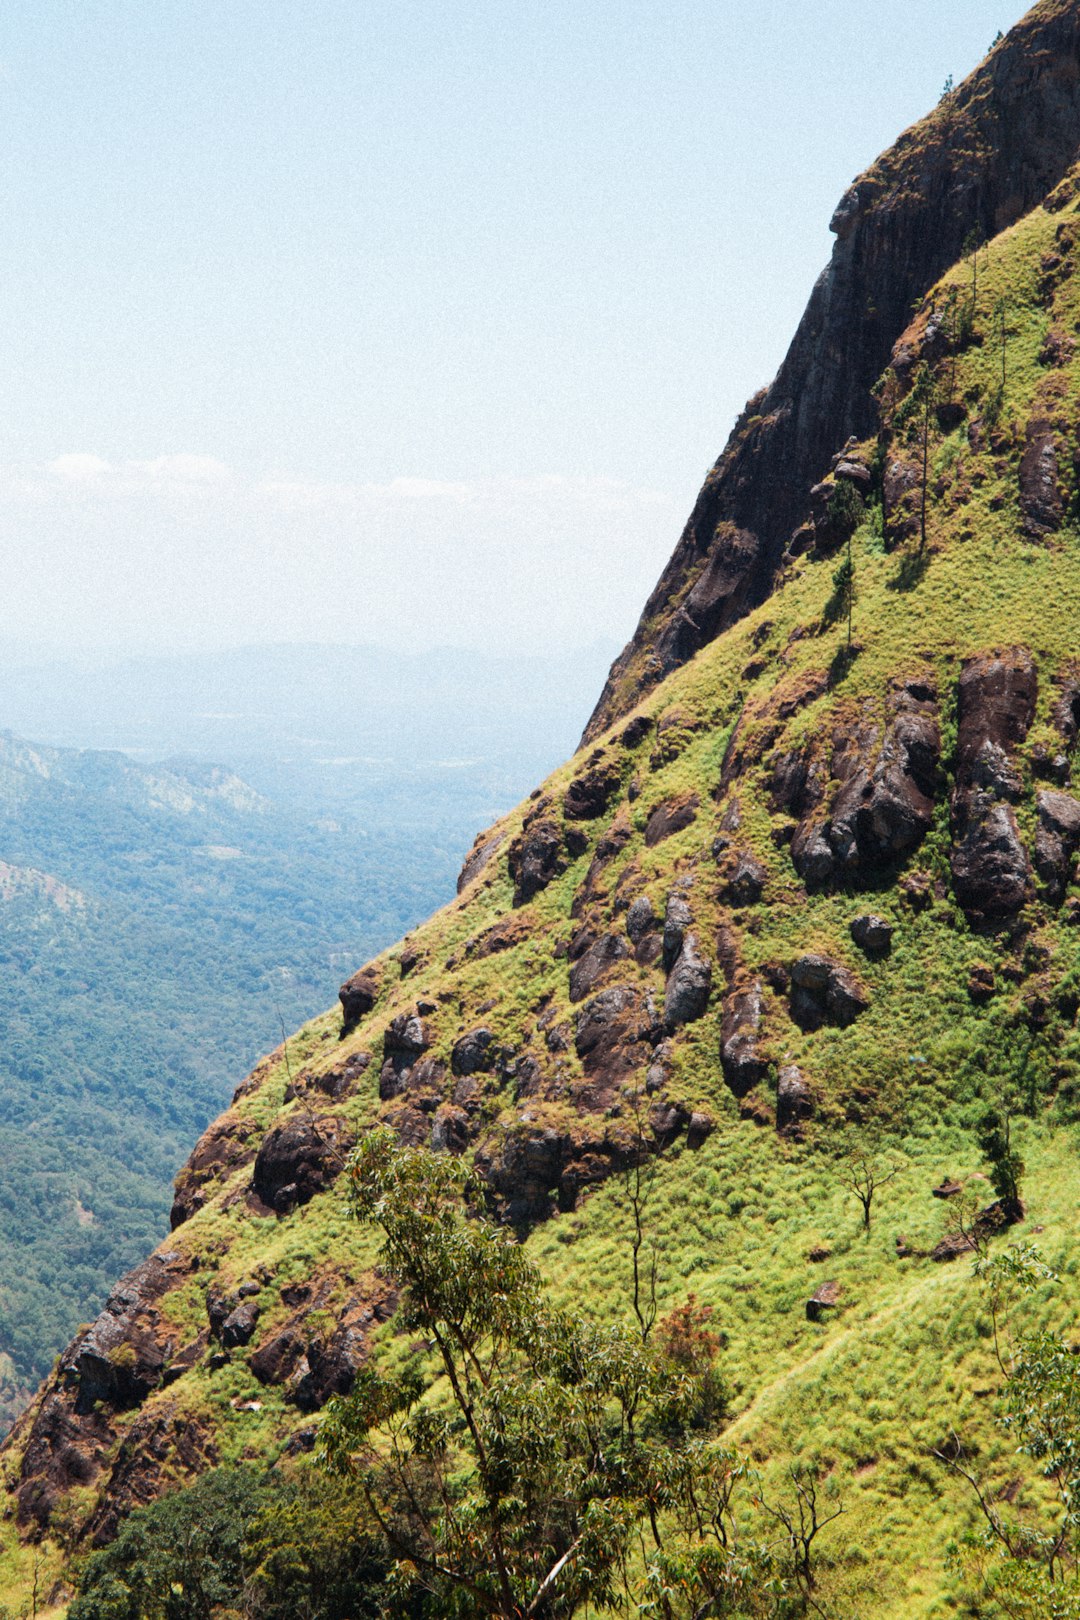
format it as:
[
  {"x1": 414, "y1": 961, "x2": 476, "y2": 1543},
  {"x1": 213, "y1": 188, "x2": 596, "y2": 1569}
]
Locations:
[
  {"x1": 457, "y1": 829, "x2": 505, "y2": 894},
  {"x1": 776, "y1": 1065, "x2": 814, "y2": 1136},
  {"x1": 573, "y1": 986, "x2": 652, "y2": 1106},
  {"x1": 789, "y1": 677, "x2": 940, "y2": 888},
  {"x1": 450, "y1": 1027, "x2": 496, "y2": 1076},
  {"x1": 950, "y1": 649, "x2": 1037, "y2": 922},
  {"x1": 663, "y1": 934, "x2": 712, "y2": 1030},
  {"x1": 662, "y1": 890, "x2": 693, "y2": 971},
  {"x1": 251, "y1": 1116, "x2": 347, "y2": 1214},
  {"x1": 645, "y1": 795, "x2": 699, "y2": 847},
  {"x1": 170, "y1": 1115, "x2": 258, "y2": 1228},
  {"x1": 379, "y1": 1011, "x2": 431, "y2": 1099},
  {"x1": 1034, "y1": 788, "x2": 1080, "y2": 902},
  {"x1": 474, "y1": 1123, "x2": 642, "y2": 1227},
  {"x1": 850, "y1": 913, "x2": 894, "y2": 956},
  {"x1": 719, "y1": 981, "x2": 767, "y2": 1096},
  {"x1": 507, "y1": 818, "x2": 566, "y2": 905},
  {"x1": 564, "y1": 760, "x2": 622, "y2": 820},
  {"x1": 584, "y1": 4, "x2": 1080, "y2": 740},
  {"x1": 718, "y1": 848, "x2": 767, "y2": 906},
  {"x1": 1019, "y1": 417, "x2": 1063, "y2": 539},
  {"x1": 789, "y1": 954, "x2": 868, "y2": 1031},
  {"x1": 568, "y1": 932, "x2": 632, "y2": 1003},
  {"x1": 338, "y1": 967, "x2": 379, "y2": 1033}
]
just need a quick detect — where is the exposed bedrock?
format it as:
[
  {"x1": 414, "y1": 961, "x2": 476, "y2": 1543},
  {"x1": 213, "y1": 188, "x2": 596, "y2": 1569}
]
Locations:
[
  {"x1": 950, "y1": 649, "x2": 1037, "y2": 922},
  {"x1": 784, "y1": 676, "x2": 941, "y2": 888}
]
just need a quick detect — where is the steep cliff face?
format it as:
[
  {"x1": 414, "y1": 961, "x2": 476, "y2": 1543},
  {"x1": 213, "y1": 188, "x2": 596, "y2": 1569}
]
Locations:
[{"x1": 585, "y1": 0, "x2": 1080, "y2": 740}]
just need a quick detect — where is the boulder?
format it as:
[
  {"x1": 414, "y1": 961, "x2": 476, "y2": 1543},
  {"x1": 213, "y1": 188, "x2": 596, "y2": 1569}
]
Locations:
[
  {"x1": 776, "y1": 1065, "x2": 814, "y2": 1135},
  {"x1": 719, "y1": 982, "x2": 767, "y2": 1096},
  {"x1": 645, "y1": 795, "x2": 699, "y2": 847},
  {"x1": 574, "y1": 986, "x2": 649, "y2": 1106},
  {"x1": 662, "y1": 891, "x2": 693, "y2": 971},
  {"x1": 664, "y1": 934, "x2": 713, "y2": 1030},
  {"x1": 1034, "y1": 788, "x2": 1080, "y2": 903},
  {"x1": 789, "y1": 954, "x2": 868, "y2": 1030},
  {"x1": 252, "y1": 1116, "x2": 346, "y2": 1215},
  {"x1": 686, "y1": 1111, "x2": 715, "y2": 1149},
  {"x1": 450, "y1": 1028, "x2": 496, "y2": 1077},
  {"x1": 380, "y1": 1012, "x2": 432, "y2": 1099},
  {"x1": 950, "y1": 649, "x2": 1037, "y2": 922},
  {"x1": 171, "y1": 1116, "x2": 258, "y2": 1229},
  {"x1": 967, "y1": 963, "x2": 996, "y2": 1002},
  {"x1": 564, "y1": 761, "x2": 622, "y2": 820},
  {"x1": 430, "y1": 1104, "x2": 471, "y2": 1154},
  {"x1": 456, "y1": 830, "x2": 504, "y2": 894},
  {"x1": 849, "y1": 913, "x2": 893, "y2": 956},
  {"x1": 625, "y1": 895, "x2": 655, "y2": 943},
  {"x1": 59, "y1": 1254, "x2": 184, "y2": 1415},
  {"x1": 806, "y1": 1280, "x2": 842, "y2": 1322},
  {"x1": 338, "y1": 968, "x2": 378, "y2": 1033},
  {"x1": 220, "y1": 1300, "x2": 260, "y2": 1350},
  {"x1": 620, "y1": 714, "x2": 653, "y2": 748},
  {"x1": 507, "y1": 819, "x2": 566, "y2": 905},
  {"x1": 568, "y1": 932, "x2": 632, "y2": 1003},
  {"x1": 719, "y1": 848, "x2": 767, "y2": 906},
  {"x1": 1019, "y1": 417, "x2": 1063, "y2": 539}
]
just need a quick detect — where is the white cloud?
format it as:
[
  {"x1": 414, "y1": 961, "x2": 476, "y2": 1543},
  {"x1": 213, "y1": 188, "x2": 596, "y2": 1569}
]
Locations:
[
  {"x1": 48, "y1": 453, "x2": 111, "y2": 483},
  {"x1": 135, "y1": 454, "x2": 231, "y2": 484}
]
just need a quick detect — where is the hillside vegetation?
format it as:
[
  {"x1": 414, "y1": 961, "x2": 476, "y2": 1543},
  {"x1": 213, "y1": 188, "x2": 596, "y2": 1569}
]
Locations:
[{"x1": 9, "y1": 11, "x2": 1080, "y2": 1617}]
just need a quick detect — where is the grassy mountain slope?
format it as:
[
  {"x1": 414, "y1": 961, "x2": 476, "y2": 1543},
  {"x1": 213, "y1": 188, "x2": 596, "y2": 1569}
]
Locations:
[{"x1": 6, "y1": 144, "x2": 1080, "y2": 1614}]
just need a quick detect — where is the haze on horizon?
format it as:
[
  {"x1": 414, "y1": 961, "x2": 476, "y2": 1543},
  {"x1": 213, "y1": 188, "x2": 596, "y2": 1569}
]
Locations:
[{"x1": 1, "y1": 0, "x2": 1011, "y2": 664}]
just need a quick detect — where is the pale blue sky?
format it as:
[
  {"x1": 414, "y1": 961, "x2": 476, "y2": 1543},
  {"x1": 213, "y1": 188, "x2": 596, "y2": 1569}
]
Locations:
[{"x1": 0, "y1": 1, "x2": 1015, "y2": 657}]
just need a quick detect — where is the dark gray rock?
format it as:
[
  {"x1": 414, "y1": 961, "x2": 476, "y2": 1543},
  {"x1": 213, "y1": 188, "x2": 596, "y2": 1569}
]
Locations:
[
  {"x1": 789, "y1": 954, "x2": 868, "y2": 1030},
  {"x1": 719, "y1": 982, "x2": 767, "y2": 1096},
  {"x1": 507, "y1": 819, "x2": 566, "y2": 906},
  {"x1": 450, "y1": 1028, "x2": 496, "y2": 1077},
  {"x1": 950, "y1": 649, "x2": 1037, "y2": 922},
  {"x1": 1035, "y1": 788, "x2": 1080, "y2": 903},
  {"x1": 719, "y1": 849, "x2": 767, "y2": 906},
  {"x1": 686, "y1": 1111, "x2": 715, "y2": 1149},
  {"x1": 850, "y1": 913, "x2": 893, "y2": 955},
  {"x1": 338, "y1": 968, "x2": 378, "y2": 1033},
  {"x1": 626, "y1": 895, "x2": 655, "y2": 943},
  {"x1": 569, "y1": 932, "x2": 632, "y2": 1004},
  {"x1": 457, "y1": 830, "x2": 505, "y2": 894},
  {"x1": 220, "y1": 1301, "x2": 260, "y2": 1349},
  {"x1": 776, "y1": 1065, "x2": 814, "y2": 1135},
  {"x1": 662, "y1": 893, "x2": 693, "y2": 972},
  {"x1": 664, "y1": 934, "x2": 712, "y2": 1030}
]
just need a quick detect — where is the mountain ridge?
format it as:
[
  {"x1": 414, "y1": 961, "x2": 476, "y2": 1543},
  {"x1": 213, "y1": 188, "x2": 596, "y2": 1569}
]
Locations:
[{"x1": 585, "y1": 0, "x2": 1080, "y2": 740}]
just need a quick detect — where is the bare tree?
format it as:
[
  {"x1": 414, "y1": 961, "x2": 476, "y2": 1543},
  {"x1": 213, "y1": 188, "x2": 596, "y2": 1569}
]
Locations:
[
  {"x1": 843, "y1": 1148, "x2": 900, "y2": 1235},
  {"x1": 621, "y1": 1086, "x2": 659, "y2": 1343},
  {"x1": 758, "y1": 1465, "x2": 844, "y2": 1604}
]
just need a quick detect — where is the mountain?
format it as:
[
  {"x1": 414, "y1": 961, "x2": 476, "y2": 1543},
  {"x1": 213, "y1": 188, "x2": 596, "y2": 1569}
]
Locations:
[
  {"x1": 584, "y1": 0, "x2": 1080, "y2": 741},
  {"x1": 7, "y1": 2, "x2": 1080, "y2": 1612}
]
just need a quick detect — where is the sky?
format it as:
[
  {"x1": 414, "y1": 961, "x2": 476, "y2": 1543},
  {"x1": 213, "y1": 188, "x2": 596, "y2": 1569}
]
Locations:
[{"x1": 0, "y1": 0, "x2": 1017, "y2": 661}]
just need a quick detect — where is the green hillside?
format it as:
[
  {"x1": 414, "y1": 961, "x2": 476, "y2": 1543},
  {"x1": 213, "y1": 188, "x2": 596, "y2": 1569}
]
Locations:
[{"x1": 9, "y1": 11, "x2": 1080, "y2": 1618}]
